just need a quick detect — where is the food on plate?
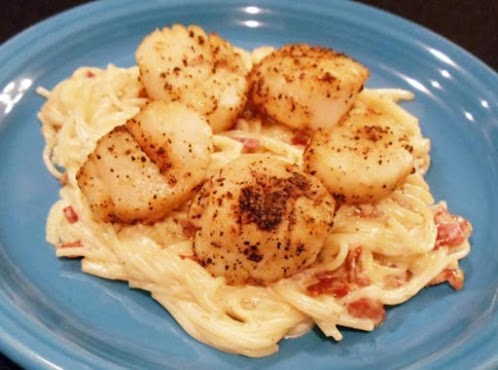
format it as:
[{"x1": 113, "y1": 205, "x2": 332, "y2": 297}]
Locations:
[
  {"x1": 304, "y1": 104, "x2": 415, "y2": 203},
  {"x1": 77, "y1": 101, "x2": 213, "y2": 224},
  {"x1": 189, "y1": 154, "x2": 335, "y2": 285},
  {"x1": 136, "y1": 24, "x2": 249, "y2": 133},
  {"x1": 249, "y1": 44, "x2": 369, "y2": 130},
  {"x1": 38, "y1": 24, "x2": 472, "y2": 357}
]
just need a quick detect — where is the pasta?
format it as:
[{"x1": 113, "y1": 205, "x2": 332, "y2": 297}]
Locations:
[{"x1": 38, "y1": 27, "x2": 472, "y2": 357}]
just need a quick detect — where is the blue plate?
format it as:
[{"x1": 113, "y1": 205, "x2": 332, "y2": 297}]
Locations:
[{"x1": 1, "y1": 1, "x2": 497, "y2": 369}]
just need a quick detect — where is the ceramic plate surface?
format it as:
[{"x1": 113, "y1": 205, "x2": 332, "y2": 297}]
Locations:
[{"x1": 0, "y1": 1, "x2": 497, "y2": 369}]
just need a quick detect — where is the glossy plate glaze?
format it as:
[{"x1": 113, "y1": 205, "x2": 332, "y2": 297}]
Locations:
[{"x1": 0, "y1": 1, "x2": 497, "y2": 369}]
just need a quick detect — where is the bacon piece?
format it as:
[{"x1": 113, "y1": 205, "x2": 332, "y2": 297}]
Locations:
[
  {"x1": 63, "y1": 206, "x2": 79, "y2": 223},
  {"x1": 291, "y1": 129, "x2": 311, "y2": 146},
  {"x1": 58, "y1": 240, "x2": 83, "y2": 258},
  {"x1": 346, "y1": 297, "x2": 385, "y2": 326},
  {"x1": 306, "y1": 277, "x2": 350, "y2": 297},
  {"x1": 433, "y1": 203, "x2": 472, "y2": 248},
  {"x1": 235, "y1": 137, "x2": 260, "y2": 153},
  {"x1": 428, "y1": 266, "x2": 464, "y2": 290},
  {"x1": 180, "y1": 254, "x2": 201, "y2": 264},
  {"x1": 85, "y1": 70, "x2": 95, "y2": 78},
  {"x1": 138, "y1": 88, "x2": 148, "y2": 98},
  {"x1": 384, "y1": 273, "x2": 408, "y2": 288},
  {"x1": 59, "y1": 173, "x2": 68, "y2": 186},
  {"x1": 346, "y1": 246, "x2": 370, "y2": 287},
  {"x1": 306, "y1": 246, "x2": 369, "y2": 296},
  {"x1": 352, "y1": 203, "x2": 383, "y2": 218},
  {"x1": 178, "y1": 220, "x2": 199, "y2": 238},
  {"x1": 59, "y1": 240, "x2": 83, "y2": 248},
  {"x1": 436, "y1": 221, "x2": 471, "y2": 247}
]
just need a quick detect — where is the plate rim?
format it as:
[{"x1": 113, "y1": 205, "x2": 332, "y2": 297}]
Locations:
[{"x1": 1, "y1": 1, "x2": 497, "y2": 369}]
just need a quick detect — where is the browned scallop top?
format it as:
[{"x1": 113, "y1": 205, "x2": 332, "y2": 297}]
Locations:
[
  {"x1": 238, "y1": 171, "x2": 311, "y2": 232},
  {"x1": 189, "y1": 155, "x2": 335, "y2": 286}
]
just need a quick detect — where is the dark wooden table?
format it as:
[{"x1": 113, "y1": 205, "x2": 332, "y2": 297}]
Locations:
[{"x1": 1, "y1": 1, "x2": 496, "y2": 369}]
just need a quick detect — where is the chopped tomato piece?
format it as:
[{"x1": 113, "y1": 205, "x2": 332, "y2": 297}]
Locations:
[
  {"x1": 85, "y1": 70, "x2": 95, "y2": 78},
  {"x1": 63, "y1": 206, "x2": 79, "y2": 223},
  {"x1": 346, "y1": 297, "x2": 385, "y2": 326}
]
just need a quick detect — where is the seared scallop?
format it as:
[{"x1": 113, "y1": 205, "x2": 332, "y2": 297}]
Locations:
[
  {"x1": 249, "y1": 44, "x2": 369, "y2": 130},
  {"x1": 77, "y1": 101, "x2": 213, "y2": 224},
  {"x1": 136, "y1": 24, "x2": 213, "y2": 102},
  {"x1": 304, "y1": 106, "x2": 414, "y2": 203},
  {"x1": 189, "y1": 154, "x2": 335, "y2": 285},
  {"x1": 136, "y1": 24, "x2": 249, "y2": 133}
]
